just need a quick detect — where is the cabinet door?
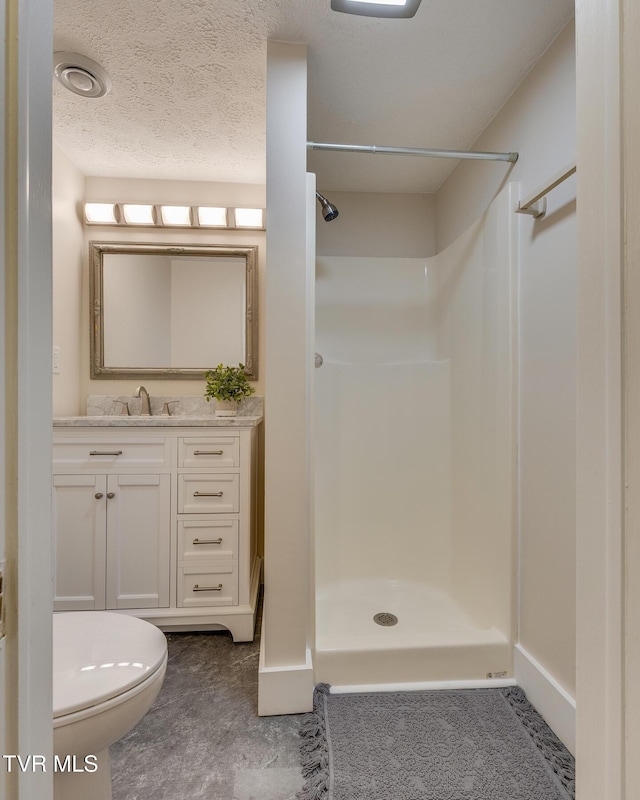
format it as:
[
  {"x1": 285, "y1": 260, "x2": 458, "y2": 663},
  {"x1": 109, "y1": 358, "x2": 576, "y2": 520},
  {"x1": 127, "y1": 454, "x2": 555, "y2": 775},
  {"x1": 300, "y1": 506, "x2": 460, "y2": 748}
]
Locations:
[
  {"x1": 105, "y1": 474, "x2": 171, "y2": 609},
  {"x1": 53, "y1": 474, "x2": 107, "y2": 611}
]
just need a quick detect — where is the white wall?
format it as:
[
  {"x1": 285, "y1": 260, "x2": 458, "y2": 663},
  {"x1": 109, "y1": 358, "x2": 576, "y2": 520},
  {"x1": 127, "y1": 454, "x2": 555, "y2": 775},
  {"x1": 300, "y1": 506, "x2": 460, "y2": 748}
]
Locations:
[
  {"x1": 435, "y1": 185, "x2": 517, "y2": 636},
  {"x1": 436, "y1": 19, "x2": 577, "y2": 732},
  {"x1": 258, "y1": 41, "x2": 314, "y2": 716},
  {"x1": 575, "y1": 0, "x2": 623, "y2": 787},
  {"x1": 314, "y1": 257, "x2": 452, "y2": 595},
  {"x1": 436, "y1": 21, "x2": 576, "y2": 252},
  {"x1": 52, "y1": 144, "x2": 85, "y2": 415},
  {"x1": 316, "y1": 191, "x2": 436, "y2": 258}
]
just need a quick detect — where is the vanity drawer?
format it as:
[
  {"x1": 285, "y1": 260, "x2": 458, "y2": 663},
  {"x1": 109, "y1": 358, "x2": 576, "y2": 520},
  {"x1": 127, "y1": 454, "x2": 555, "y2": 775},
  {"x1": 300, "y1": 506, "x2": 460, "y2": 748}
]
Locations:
[
  {"x1": 177, "y1": 564, "x2": 238, "y2": 607},
  {"x1": 178, "y1": 436, "x2": 240, "y2": 469},
  {"x1": 53, "y1": 438, "x2": 169, "y2": 471},
  {"x1": 178, "y1": 519, "x2": 239, "y2": 562},
  {"x1": 178, "y1": 474, "x2": 239, "y2": 514}
]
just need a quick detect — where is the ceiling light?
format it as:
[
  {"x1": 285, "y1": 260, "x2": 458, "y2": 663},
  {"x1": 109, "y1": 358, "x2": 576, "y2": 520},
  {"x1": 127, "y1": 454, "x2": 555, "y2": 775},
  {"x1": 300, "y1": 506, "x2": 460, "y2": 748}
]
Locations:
[
  {"x1": 331, "y1": 0, "x2": 422, "y2": 18},
  {"x1": 234, "y1": 208, "x2": 264, "y2": 228},
  {"x1": 160, "y1": 205, "x2": 192, "y2": 226},
  {"x1": 53, "y1": 52, "x2": 112, "y2": 98},
  {"x1": 84, "y1": 203, "x2": 118, "y2": 224},
  {"x1": 197, "y1": 207, "x2": 228, "y2": 227},
  {"x1": 122, "y1": 204, "x2": 155, "y2": 225}
]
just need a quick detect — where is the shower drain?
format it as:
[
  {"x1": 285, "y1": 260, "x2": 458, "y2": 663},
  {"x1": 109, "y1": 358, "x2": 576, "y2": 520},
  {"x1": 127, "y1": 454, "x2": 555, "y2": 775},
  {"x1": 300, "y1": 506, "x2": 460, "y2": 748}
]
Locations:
[{"x1": 373, "y1": 612, "x2": 398, "y2": 627}]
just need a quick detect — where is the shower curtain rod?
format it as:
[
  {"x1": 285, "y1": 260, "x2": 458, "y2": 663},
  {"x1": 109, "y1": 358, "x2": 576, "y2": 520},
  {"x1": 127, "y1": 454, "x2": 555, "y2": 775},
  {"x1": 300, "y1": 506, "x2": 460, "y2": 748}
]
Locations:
[{"x1": 307, "y1": 141, "x2": 519, "y2": 163}]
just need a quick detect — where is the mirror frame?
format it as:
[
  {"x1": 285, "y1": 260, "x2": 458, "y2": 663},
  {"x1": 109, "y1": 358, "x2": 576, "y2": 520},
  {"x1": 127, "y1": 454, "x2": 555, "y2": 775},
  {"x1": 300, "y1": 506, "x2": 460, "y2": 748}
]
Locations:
[{"x1": 90, "y1": 241, "x2": 258, "y2": 380}]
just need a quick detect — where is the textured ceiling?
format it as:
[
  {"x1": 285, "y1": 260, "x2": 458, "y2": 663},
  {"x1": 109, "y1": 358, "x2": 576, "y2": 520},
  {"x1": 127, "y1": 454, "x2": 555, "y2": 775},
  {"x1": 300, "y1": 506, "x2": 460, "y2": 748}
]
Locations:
[{"x1": 52, "y1": 0, "x2": 574, "y2": 193}]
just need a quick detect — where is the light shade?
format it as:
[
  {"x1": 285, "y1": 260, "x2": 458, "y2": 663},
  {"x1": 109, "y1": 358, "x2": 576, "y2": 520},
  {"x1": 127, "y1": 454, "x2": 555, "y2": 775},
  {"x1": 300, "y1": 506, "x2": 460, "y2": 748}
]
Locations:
[
  {"x1": 197, "y1": 207, "x2": 228, "y2": 227},
  {"x1": 83, "y1": 202, "x2": 266, "y2": 229},
  {"x1": 160, "y1": 205, "x2": 191, "y2": 226},
  {"x1": 331, "y1": 0, "x2": 422, "y2": 17},
  {"x1": 122, "y1": 204, "x2": 155, "y2": 225},
  {"x1": 234, "y1": 208, "x2": 264, "y2": 228},
  {"x1": 84, "y1": 203, "x2": 117, "y2": 224}
]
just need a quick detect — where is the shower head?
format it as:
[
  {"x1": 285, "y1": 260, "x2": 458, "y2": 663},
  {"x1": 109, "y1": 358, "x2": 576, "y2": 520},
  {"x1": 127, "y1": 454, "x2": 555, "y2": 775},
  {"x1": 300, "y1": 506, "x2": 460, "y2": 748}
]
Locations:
[{"x1": 316, "y1": 191, "x2": 339, "y2": 222}]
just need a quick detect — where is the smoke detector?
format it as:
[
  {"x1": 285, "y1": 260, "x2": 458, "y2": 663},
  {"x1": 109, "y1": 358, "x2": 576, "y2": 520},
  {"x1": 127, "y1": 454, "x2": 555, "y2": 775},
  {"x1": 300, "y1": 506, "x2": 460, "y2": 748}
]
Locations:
[{"x1": 53, "y1": 52, "x2": 112, "y2": 98}]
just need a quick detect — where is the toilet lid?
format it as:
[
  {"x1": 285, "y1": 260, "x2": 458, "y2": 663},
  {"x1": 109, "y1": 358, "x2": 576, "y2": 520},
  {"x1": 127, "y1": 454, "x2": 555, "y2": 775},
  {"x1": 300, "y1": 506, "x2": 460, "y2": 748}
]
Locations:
[{"x1": 53, "y1": 612, "x2": 167, "y2": 719}]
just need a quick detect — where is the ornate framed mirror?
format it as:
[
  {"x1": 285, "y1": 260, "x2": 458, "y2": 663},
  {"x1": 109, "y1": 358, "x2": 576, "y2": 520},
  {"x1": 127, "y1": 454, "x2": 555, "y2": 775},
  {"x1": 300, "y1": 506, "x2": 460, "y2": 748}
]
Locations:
[{"x1": 90, "y1": 241, "x2": 258, "y2": 379}]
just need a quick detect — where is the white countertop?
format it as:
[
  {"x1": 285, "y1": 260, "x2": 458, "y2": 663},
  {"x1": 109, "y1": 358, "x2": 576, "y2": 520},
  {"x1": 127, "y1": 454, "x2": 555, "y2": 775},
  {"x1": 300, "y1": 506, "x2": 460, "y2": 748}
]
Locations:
[{"x1": 53, "y1": 415, "x2": 263, "y2": 428}]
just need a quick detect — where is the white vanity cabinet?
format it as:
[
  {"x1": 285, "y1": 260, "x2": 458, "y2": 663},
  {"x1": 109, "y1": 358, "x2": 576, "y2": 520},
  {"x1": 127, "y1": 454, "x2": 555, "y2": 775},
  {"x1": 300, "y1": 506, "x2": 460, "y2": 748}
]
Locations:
[
  {"x1": 52, "y1": 422, "x2": 261, "y2": 641},
  {"x1": 52, "y1": 436, "x2": 171, "y2": 612}
]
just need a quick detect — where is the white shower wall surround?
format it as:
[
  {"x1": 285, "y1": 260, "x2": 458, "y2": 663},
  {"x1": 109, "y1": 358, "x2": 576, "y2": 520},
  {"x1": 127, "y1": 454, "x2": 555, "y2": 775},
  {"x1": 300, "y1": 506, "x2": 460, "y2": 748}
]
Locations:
[{"x1": 313, "y1": 184, "x2": 517, "y2": 688}]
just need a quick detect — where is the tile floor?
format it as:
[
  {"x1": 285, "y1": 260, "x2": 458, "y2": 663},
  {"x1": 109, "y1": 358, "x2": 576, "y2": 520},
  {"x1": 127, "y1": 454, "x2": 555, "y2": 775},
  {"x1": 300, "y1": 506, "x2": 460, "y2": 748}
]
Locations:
[{"x1": 110, "y1": 610, "x2": 304, "y2": 800}]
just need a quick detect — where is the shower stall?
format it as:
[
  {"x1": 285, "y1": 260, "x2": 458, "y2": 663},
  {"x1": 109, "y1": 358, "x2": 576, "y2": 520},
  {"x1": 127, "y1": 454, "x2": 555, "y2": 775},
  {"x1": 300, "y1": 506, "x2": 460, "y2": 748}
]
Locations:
[{"x1": 313, "y1": 185, "x2": 517, "y2": 689}]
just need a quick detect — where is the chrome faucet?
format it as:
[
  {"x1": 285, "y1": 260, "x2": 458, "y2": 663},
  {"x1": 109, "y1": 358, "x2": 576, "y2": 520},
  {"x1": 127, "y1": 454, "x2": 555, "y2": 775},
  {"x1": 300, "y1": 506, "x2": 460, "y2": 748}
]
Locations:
[{"x1": 134, "y1": 385, "x2": 152, "y2": 416}]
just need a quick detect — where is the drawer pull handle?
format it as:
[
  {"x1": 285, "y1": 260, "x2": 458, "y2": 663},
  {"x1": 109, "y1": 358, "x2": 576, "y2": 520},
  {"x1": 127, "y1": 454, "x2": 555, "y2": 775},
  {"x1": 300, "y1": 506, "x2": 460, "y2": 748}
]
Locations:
[
  {"x1": 193, "y1": 584, "x2": 223, "y2": 592},
  {"x1": 193, "y1": 491, "x2": 223, "y2": 497},
  {"x1": 193, "y1": 538, "x2": 223, "y2": 545},
  {"x1": 193, "y1": 450, "x2": 224, "y2": 456},
  {"x1": 89, "y1": 450, "x2": 123, "y2": 456}
]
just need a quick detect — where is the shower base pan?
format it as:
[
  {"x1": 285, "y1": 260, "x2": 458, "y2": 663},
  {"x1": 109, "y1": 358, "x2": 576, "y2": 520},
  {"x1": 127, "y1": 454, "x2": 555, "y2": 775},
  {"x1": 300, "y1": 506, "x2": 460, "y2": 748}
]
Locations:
[{"x1": 314, "y1": 579, "x2": 510, "y2": 689}]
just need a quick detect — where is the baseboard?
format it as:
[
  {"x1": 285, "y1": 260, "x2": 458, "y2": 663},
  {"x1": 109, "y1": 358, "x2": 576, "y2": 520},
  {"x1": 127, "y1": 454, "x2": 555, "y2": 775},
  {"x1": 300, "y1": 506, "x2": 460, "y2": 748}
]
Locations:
[
  {"x1": 330, "y1": 677, "x2": 516, "y2": 694},
  {"x1": 513, "y1": 643, "x2": 576, "y2": 755},
  {"x1": 258, "y1": 635, "x2": 314, "y2": 716}
]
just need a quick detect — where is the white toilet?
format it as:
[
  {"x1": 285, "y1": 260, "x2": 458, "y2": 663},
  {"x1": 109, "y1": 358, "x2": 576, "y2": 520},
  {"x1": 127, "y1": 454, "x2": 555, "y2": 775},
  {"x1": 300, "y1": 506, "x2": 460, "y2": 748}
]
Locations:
[{"x1": 53, "y1": 611, "x2": 168, "y2": 800}]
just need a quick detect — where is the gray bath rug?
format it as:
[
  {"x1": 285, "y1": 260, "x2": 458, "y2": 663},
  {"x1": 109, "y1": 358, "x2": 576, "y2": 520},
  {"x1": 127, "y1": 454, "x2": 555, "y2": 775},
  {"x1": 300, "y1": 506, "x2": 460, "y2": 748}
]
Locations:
[{"x1": 298, "y1": 684, "x2": 575, "y2": 800}]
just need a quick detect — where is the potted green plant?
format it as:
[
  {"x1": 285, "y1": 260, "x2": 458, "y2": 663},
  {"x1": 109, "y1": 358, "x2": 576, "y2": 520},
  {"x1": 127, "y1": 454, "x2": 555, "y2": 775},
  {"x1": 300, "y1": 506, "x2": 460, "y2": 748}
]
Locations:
[{"x1": 204, "y1": 363, "x2": 255, "y2": 417}]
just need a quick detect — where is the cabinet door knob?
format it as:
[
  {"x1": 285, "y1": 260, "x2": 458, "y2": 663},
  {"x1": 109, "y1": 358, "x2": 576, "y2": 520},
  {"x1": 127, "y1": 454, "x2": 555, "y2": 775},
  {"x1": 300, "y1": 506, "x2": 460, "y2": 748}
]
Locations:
[
  {"x1": 95, "y1": 492, "x2": 104, "y2": 499},
  {"x1": 107, "y1": 492, "x2": 116, "y2": 499}
]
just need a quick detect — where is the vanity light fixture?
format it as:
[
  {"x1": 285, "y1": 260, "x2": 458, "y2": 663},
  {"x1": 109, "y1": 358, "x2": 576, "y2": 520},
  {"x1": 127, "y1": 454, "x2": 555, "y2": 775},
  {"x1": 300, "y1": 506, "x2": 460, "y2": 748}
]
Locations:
[
  {"x1": 160, "y1": 205, "x2": 192, "y2": 226},
  {"x1": 122, "y1": 204, "x2": 155, "y2": 225},
  {"x1": 233, "y1": 208, "x2": 264, "y2": 228},
  {"x1": 84, "y1": 203, "x2": 118, "y2": 224},
  {"x1": 330, "y1": 0, "x2": 422, "y2": 18},
  {"x1": 197, "y1": 207, "x2": 228, "y2": 227},
  {"x1": 83, "y1": 203, "x2": 266, "y2": 230}
]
